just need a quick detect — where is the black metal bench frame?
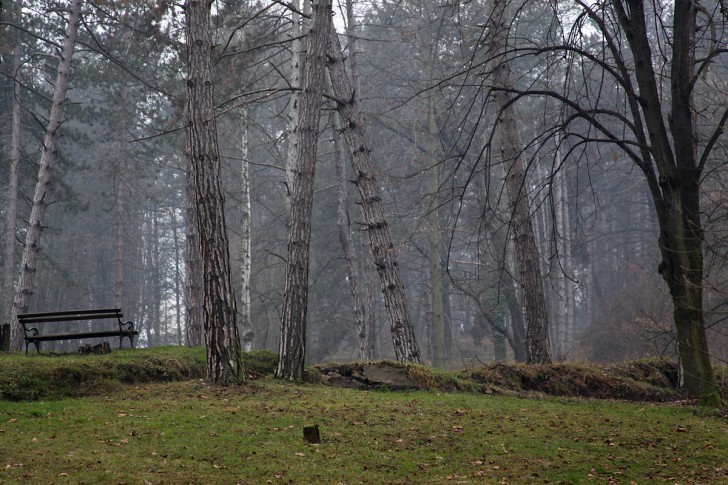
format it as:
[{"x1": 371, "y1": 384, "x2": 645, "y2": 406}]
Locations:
[{"x1": 19, "y1": 308, "x2": 138, "y2": 355}]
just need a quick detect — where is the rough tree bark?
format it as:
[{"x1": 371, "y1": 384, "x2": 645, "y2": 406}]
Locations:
[
  {"x1": 275, "y1": 0, "x2": 332, "y2": 381},
  {"x1": 489, "y1": 0, "x2": 551, "y2": 364},
  {"x1": 9, "y1": 0, "x2": 82, "y2": 350},
  {"x1": 185, "y1": 0, "x2": 244, "y2": 385},
  {"x1": 185, "y1": 153, "x2": 204, "y2": 347},
  {"x1": 330, "y1": 105, "x2": 369, "y2": 360},
  {"x1": 345, "y1": 0, "x2": 377, "y2": 360},
  {"x1": 284, "y1": 0, "x2": 305, "y2": 212},
  {"x1": 327, "y1": 27, "x2": 421, "y2": 363}
]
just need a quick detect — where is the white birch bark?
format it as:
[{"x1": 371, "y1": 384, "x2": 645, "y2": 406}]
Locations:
[{"x1": 239, "y1": 107, "x2": 253, "y2": 352}]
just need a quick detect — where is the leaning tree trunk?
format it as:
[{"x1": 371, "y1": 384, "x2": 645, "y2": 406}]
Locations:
[
  {"x1": 330, "y1": 106, "x2": 369, "y2": 360},
  {"x1": 275, "y1": 0, "x2": 332, "y2": 382},
  {"x1": 327, "y1": 27, "x2": 421, "y2": 363},
  {"x1": 489, "y1": 0, "x2": 551, "y2": 364},
  {"x1": 185, "y1": 0, "x2": 244, "y2": 385},
  {"x1": 9, "y1": 0, "x2": 82, "y2": 350}
]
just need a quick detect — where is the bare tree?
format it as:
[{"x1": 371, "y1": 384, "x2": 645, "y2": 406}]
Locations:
[{"x1": 185, "y1": 0, "x2": 244, "y2": 385}]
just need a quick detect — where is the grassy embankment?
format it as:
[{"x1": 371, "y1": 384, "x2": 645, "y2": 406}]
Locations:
[{"x1": 0, "y1": 347, "x2": 726, "y2": 483}]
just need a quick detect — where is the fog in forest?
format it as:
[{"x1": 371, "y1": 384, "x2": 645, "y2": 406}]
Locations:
[{"x1": 3, "y1": 0, "x2": 728, "y2": 374}]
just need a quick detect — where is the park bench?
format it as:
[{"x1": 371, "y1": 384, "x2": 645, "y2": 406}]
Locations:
[{"x1": 19, "y1": 308, "x2": 138, "y2": 355}]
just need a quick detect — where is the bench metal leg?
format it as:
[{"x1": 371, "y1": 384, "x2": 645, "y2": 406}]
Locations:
[{"x1": 25, "y1": 340, "x2": 40, "y2": 355}]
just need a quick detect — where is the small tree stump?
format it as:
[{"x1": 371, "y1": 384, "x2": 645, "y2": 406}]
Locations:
[{"x1": 303, "y1": 425, "x2": 321, "y2": 444}]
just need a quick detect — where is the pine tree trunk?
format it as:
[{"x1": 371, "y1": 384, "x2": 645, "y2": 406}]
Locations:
[
  {"x1": 327, "y1": 27, "x2": 421, "y2": 363},
  {"x1": 284, "y1": 0, "x2": 304, "y2": 211},
  {"x1": 275, "y1": 0, "x2": 332, "y2": 381},
  {"x1": 345, "y1": 0, "x2": 377, "y2": 360},
  {"x1": 489, "y1": 0, "x2": 551, "y2": 364},
  {"x1": 185, "y1": 0, "x2": 244, "y2": 385},
  {"x1": 330, "y1": 107, "x2": 368, "y2": 360},
  {"x1": 3, "y1": 44, "x2": 21, "y2": 328},
  {"x1": 10, "y1": 0, "x2": 82, "y2": 350},
  {"x1": 185, "y1": 154, "x2": 204, "y2": 347}
]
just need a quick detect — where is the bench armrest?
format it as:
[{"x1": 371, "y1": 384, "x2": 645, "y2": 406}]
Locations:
[{"x1": 119, "y1": 320, "x2": 135, "y2": 333}]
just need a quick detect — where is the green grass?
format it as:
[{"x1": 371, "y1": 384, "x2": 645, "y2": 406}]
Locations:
[
  {"x1": 0, "y1": 348, "x2": 726, "y2": 483},
  {"x1": 0, "y1": 378, "x2": 727, "y2": 483}
]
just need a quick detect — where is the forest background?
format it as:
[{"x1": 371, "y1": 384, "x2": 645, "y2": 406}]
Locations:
[{"x1": 1, "y1": 0, "x2": 728, "y2": 401}]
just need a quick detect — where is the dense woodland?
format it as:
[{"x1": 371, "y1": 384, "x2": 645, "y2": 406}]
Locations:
[{"x1": 1, "y1": 0, "x2": 728, "y2": 401}]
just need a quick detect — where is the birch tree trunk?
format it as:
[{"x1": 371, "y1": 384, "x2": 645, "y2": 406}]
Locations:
[
  {"x1": 3, "y1": 44, "x2": 21, "y2": 328},
  {"x1": 275, "y1": 0, "x2": 332, "y2": 381},
  {"x1": 9, "y1": 0, "x2": 82, "y2": 350},
  {"x1": 239, "y1": 107, "x2": 253, "y2": 352},
  {"x1": 185, "y1": 0, "x2": 244, "y2": 385},
  {"x1": 489, "y1": 0, "x2": 551, "y2": 364},
  {"x1": 327, "y1": 27, "x2": 421, "y2": 363}
]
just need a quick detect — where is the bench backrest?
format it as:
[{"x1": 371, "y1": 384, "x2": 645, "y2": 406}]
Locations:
[{"x1": 18, "y1": 308, "x2": 123, "y2": 325}]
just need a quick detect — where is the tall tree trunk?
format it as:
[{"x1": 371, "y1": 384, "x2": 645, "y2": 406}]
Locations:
[
  {"x1": 275, "y1": 0, "x2": 332, "y2": 381},
  {"x1": 330, "y1": 106, "x2": 368, "y2": 360},
  {"x1": 185, "y1": 153, "x2": 204, "y2": 347},
  {"x1": 3, "y1": 44, "x2": 21, "y2": 328},
  {"x1": 346, "y1": 0, "x2": 377, "y2": 360},
  {"x1": 114, "y1": 96, "x2": 128, "y2": 311},
  {"x1": 489, "y1": 0, "x2": 551, "y2": 364},
  {"x1": 284, "y1": 0, "x2": 304, "y2": 211},
  {"x1": 609, "y1": 0, "x2": 720, "y2": 406},
  {"x1": 327, "y1": 27, "x2": 421, "y2": 363},
  {"x1": 185, "y1": 0, "x2": 244, "y2": 385},
  {"x1": 426, "y1": 94, "x2": 445, "y2": 368},
  {"x1": 239, "y1": 107, "x2": 253, "y2": 351},
  {"x1": 9, "y1": 0, "x2": 82, "y2": 350},
  {"x1": 170, "y1": 208, "x2": 183, "y2": 345}
]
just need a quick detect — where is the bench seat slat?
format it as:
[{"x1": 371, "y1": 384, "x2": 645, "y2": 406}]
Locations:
[
  {"x1": 27, "y1": 330, "x2": 138, "y2": 342},
  {"x1": 20, "y1": 313, "x2": 123, "y2": 324}
]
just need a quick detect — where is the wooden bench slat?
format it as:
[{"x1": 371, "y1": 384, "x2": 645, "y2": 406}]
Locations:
[
  {"x1": 27, "y1": 330, "x2": 136, "y2": 342},
  {"x1": 19, "y1": 309, "x2": 122, "y2": 321},
  {"x1": 20, "y1": 314, "x2": 123, "y2": 324}
]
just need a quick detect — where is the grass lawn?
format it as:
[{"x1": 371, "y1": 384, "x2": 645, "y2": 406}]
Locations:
[{"x1": 0, "y1": 376, "x2": 726, "y2": 484}]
